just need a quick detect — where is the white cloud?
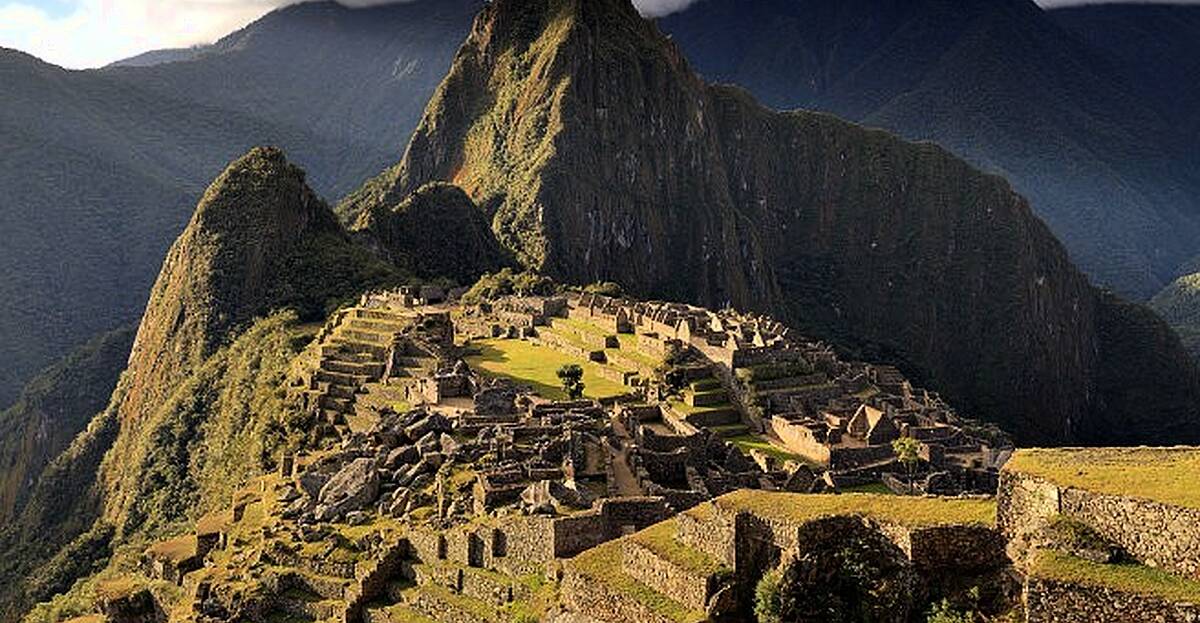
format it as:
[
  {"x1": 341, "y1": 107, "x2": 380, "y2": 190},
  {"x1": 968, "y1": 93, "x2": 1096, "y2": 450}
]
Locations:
[
  {"x1": 632, "y1": 0, "x2": 698, "y2": 18},
  {"x1": 0, "y1": 0, "x2": 283, "y2": 69}
]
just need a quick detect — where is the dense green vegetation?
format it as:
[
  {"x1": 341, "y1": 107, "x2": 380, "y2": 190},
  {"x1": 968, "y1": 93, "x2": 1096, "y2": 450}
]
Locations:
[
  {"x1": 0, "y1": 0, "x2": 477, "y2": 409},
  {"x1": 0, "y1": 326, "x2": 134, "y2": 522},
  {"x1": 461, "y1": 269, "x2": 557, "y2": 304},
  {"x1": 105, "y1": 313, "x2": 312, "y2": 537},
  {"x1": 354, "y1": 182, "x2": 511, "y2": 284}
]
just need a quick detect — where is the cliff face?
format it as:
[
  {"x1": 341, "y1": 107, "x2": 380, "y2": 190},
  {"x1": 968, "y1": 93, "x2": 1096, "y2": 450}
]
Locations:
[
  {"x1": 0, "y1": 327, "x2": 134, "y2": 523},
  {"x1": 659, "y1": 0, "x2": 1200, "y2": 300},
  {"x1": 346, "y1": 0, "x2": 1199, "y2": 444}
]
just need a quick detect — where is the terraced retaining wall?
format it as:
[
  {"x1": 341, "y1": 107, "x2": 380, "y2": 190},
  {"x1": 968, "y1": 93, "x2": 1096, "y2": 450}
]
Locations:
[{"x1": 999, "y1": 470, "x2": 1200, "y2": 577}]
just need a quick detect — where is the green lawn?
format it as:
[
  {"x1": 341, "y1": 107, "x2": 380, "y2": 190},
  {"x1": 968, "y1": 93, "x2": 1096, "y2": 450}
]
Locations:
[
  {"x1": 714, "y1": 490, "x2": 997, "y2": 528},
  {"x1": 1032, "y1": 549, "x2": 1200, "y2": 603},
  {"x1": 1007, "y1": 448, "x2": 1200, "y2": 510},
  {"x1": 465, "y1": 339, "x2": 628, "y2": 400},
  {"x1": 841, "y1": 482, "x2": 896, "y2": 496}
]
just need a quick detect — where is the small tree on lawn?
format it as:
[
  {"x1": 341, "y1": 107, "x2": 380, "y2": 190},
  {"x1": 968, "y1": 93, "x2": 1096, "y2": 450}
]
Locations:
[
  {"x1": 892, "y1": 436, "x2": 922, "y2": 493},
  {"x1": 557, "y1": 364, "x2": 585, "y2": 400}
]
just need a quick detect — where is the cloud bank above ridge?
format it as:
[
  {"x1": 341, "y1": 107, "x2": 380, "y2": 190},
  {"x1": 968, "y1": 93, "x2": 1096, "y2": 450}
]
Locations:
[{"x1": 2, "y1": 0, "x2": 1196, "y2": 70}]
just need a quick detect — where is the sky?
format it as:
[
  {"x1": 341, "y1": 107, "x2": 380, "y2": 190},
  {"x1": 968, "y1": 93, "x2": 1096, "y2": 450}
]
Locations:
[{"x1": 0, "y1": 0, "x2": 1192, "y2": 70}]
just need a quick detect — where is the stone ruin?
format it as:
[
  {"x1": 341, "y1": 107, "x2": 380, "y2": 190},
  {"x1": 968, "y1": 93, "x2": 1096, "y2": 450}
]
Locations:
[{"x1": 117, "y1": 287, "x2": 1022, "y2": 623}]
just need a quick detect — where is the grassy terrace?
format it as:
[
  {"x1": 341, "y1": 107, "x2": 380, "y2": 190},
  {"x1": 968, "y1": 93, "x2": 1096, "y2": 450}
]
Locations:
[
  {"x1": 665, "y1": 398, "x2": 732, "y2": 417},
  {"x1": 712, "y1": 491, "x2": 996, "y2": 528},
  {"x1": 570, "y1": 539, "x2": 706, "y2": 623},
  {"x1": 1032, "y1": 549, "x2": 1200, "y2": 603},
  {"x1": 466, "y1": 339, "x2": 628, "y2": 400},
  {"x1": 551, "y1": 317, "x2": 664, "y2": 370},
  {"x1": 727, "y1": 433, "x2": 808, "y2": 464},
  {"x1": 631, "y1": 520, "x2": 728, "y2": 577},
  {"x1": 1007, "y1": 448, "x2": 1200, "y2": 510}
]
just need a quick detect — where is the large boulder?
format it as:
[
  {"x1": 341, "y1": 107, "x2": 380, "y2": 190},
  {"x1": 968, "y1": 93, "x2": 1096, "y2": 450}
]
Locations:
[
  {"x1": 315, "y1": 458, "x2": 381, "y2": 522},
  {"x1": 406, "y1": 413, "x2": 452, "y2": 440}
]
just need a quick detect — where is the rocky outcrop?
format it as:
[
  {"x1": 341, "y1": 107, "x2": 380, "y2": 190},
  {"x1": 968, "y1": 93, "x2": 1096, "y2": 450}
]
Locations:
[
  {"x1": 341, "y1": 0, "x2": 1200, "y2": 445},
  {"x1": 354, "y1": 182, "x2": 511, "y2": 284}
]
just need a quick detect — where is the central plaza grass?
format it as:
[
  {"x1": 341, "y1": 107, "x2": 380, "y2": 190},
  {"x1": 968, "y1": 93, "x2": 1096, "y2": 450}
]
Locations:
[
  {"x1": 465, "y1": 339, "x2": 628, "y2": 400},
  {"x1": 1006, "y1": 448, "x2": 1200, "y2": 510}
]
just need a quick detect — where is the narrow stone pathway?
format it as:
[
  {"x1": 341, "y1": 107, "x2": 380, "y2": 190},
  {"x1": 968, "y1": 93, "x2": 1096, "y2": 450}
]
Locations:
[{"x1": 609, "y1": 415, "x2": 643, "y2": 497}]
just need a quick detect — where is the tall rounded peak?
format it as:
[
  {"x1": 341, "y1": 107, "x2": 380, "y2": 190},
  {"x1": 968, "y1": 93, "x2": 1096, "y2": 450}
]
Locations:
[{"x1": 190, "y1": 145, "x2": 335, "y2": 237}]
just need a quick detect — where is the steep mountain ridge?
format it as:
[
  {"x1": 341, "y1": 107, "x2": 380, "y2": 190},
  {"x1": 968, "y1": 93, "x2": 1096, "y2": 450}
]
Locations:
[
  {"x1": 0, "y1": 0, "x2": 477, "y2": 409},
  {"x1": 347, "y1": 0, "x2": 1200, "y2": 445},
  {"x1": 658, "y1": 0, "x2": 1200, "y2": 300},
  {"x1": 103, "y1": 147, "x2": 399, "y2": 530},
  {"x1": 0, "y1": 148, "x2": 401, "y2": 621},
  {"x1": 352, "y1": 182, "x2": 512, "y2": 283}
]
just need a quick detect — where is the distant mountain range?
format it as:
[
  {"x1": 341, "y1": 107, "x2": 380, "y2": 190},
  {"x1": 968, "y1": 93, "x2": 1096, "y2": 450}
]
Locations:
[
  {"x1": 0, "y1": 0, "x2": 478, "y2": 409},
  {"x1": 659, "y1": 0, "x2": 1200, "y2": 300},
  {"x1": 2, "y1": 0, "x2": 1198, "y2": 412},
  {"x1": 2, "y1": 1, "x2": 1199, "y2": 618}
]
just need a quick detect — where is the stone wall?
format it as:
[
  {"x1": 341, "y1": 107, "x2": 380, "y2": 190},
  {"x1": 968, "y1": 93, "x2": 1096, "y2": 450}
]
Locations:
[
  {"x1": 999, "y1": 470, "x2": 1200, "y2": 577},
  {"x1": 1025, "y1": 576, "x2": 1200, "y2": 623},
  {"x1": 676, "y1": 506, "x2": 737, "y2": 565},
  {"x1": 561, "y1": 565, "x2": 681, "y2": 623},
  {"x1": 492, "y1": 516, "x2": 556, "y2": 575},
  {"x1": 552, "y1": 512, "x2": 611, "y2": 558},
  {"x1": 621, "y1": 538, "x2": 720, "y2": 611},
  {"x1": 890, "y1": 524, "x2": 1007, "y2": 573},
  {"x1": 770, "y1": 418, "x2": 831, "y2": 466}
]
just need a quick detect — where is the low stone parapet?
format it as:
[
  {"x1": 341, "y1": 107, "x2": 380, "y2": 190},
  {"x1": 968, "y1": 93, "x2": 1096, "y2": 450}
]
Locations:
[{"x1": 1026, "y1": 574, "x2": 1200, "y2": 622}]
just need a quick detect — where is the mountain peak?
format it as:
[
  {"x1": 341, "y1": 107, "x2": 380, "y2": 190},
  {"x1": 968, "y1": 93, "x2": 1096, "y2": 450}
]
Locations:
[
  {"x1": 124, "y1": 147, "x2": 397, "y2": 425},
  {"x1": 344, "y1": 0, "x2": 1200, "y2": 445}
]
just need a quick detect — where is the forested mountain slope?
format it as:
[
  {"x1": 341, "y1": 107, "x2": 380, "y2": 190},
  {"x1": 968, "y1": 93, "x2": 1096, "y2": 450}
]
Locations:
[
  {"x1": 658, "y1": 0, "x2": 1200, "y2": 300},
  {"x1": 0, "y1": 0, "x2": 477, "y2": 409}
]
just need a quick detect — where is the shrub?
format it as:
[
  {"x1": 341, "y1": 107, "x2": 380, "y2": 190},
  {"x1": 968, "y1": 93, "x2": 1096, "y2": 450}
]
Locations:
[
  {"x1": 462, "y1": 268, "x2": 556, "y2": 303},
  {"x1": 583, "y1": 281, "x2": 624, "y2": 297},
  {"x1": 754, "y1": 568, "x2": 783, "y2": 623},
  {"x1": 926, "y1": 599, "x2": 973, "y2": 623}
]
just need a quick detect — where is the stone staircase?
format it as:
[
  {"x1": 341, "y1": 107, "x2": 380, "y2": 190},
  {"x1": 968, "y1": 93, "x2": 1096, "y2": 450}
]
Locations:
[
  {"x1": 298, "y1": 306, "x2": 434, "y2": 434},
  {"x1": 670, "y1": 378, "x2": 741, "y2": 432},
  {"x1": 562, "y1": 513, "x2": 733, "y2": 623}
]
